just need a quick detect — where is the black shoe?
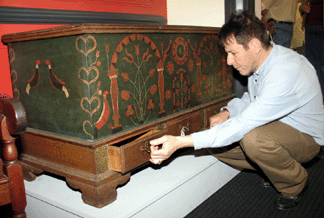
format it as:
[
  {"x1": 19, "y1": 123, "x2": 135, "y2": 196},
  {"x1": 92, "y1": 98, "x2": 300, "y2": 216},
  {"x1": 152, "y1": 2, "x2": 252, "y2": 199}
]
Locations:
[
  {"x1": 276, "y1": 182, "x2": 309, "y2": 210},
  {"x1": 316, "y1": 146, "x2": 324, "y2": 158},
  {"x1": 261, "y1": 178, "x2": 272, "y2": 188}
]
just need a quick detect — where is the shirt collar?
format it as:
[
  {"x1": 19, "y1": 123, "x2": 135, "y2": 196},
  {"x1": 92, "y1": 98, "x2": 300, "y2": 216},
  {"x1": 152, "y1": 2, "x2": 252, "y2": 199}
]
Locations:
[{"x1": 254, "y1": 41, "x2": 276, "y2": 76}]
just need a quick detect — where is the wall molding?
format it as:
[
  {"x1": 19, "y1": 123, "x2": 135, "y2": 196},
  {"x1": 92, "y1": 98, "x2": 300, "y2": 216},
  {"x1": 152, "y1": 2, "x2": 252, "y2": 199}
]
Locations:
[{"x1": 0, "y1": 6, "x2": 167, "y2": 25}]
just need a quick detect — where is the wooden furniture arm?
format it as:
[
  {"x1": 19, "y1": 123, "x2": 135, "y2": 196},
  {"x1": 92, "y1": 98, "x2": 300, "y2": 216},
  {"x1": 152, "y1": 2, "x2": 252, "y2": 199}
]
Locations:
[
  {"x1": 0, "y1": 97, "x2": 27, "y2": 135},
  {"x1": 0, "y1": 96, "x2": 27, "y2": 218}
]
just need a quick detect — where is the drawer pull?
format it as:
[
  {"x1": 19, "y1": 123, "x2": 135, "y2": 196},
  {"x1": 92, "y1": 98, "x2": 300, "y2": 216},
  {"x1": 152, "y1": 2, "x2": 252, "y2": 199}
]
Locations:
[{"x1": 141, "y1": 141, "x2": 151, "y2": 153}]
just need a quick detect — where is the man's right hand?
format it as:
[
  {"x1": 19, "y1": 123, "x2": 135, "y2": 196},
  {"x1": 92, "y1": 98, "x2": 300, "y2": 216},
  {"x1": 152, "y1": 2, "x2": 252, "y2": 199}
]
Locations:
[
  {"x1": 261, "y1": 9, "x2": 268, "y2": 17},
  {"x1": 302, "y1": 5, "x2": 311, "y2": 13}
]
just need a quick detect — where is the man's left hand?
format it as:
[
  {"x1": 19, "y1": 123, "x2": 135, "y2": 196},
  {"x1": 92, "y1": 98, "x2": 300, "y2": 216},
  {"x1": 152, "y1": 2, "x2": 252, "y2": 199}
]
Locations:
[{"x1": 209, "y1": 110, "x2": 230, "y2": 128}]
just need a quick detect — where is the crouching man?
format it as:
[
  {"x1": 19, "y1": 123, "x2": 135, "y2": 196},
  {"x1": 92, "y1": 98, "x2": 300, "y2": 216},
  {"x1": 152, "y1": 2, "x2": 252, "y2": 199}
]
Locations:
[{"x1": 150, "y1": 10, "x2": 324, "y2": 210}]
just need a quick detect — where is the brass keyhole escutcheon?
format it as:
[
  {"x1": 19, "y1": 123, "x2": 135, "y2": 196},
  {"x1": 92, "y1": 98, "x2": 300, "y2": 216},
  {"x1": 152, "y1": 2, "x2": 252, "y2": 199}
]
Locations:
[
  {"x1": 178, "y1": 121, "x2": 190, "y2": 130},
  {"x1": 141, "y1": 141, "x2": 151, "y2": 153}
]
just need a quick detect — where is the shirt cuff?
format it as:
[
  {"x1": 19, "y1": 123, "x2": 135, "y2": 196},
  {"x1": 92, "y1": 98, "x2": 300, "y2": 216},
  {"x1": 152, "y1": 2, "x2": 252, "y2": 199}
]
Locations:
[
  {"x1": 191, "y1": 129, "x2": 211, "y2": 150},
  {"x1": 221, "y1": 106, "x2": 237, "y2": 118}
]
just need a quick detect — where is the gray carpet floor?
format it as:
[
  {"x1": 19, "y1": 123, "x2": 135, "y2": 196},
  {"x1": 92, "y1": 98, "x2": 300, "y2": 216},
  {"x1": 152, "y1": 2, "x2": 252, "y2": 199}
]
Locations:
[{"x1": 186, "y1": 157, "x2": 324, "y2": 218}]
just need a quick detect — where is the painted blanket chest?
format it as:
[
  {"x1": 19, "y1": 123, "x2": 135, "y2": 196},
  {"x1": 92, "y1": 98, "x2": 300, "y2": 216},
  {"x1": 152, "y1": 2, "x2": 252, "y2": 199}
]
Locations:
[{"x1": 1, "y1": 24, "x2": 233, "y2": 208}]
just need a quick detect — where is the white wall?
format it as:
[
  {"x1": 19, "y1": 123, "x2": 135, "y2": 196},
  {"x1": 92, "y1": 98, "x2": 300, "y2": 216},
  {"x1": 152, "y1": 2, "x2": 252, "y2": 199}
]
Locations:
[
  {"x1": 167, "y1": 0, "x2": 261, "y2": 26},
  {"x1": 167, "y1": 0, "x2": 225, "y2": 27},
  {"x1": 255, "y1": 0, "x2": 261, "y2": 18}
]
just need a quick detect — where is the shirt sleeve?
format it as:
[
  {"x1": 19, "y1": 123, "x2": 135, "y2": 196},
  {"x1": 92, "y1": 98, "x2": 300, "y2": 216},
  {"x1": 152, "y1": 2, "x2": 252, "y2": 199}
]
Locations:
[
  {"x1": 191, "y1": 64, "x2": 301, "y2": 150},
  {"x1": 223, "y1": 92, "x2": 251, "y2": 118}
]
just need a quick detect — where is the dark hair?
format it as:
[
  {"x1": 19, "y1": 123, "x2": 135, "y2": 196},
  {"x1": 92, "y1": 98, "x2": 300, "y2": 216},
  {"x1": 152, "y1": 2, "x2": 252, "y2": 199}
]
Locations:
[{"x1": 219, "y1": 10, "x2": 271, "y2": 49}]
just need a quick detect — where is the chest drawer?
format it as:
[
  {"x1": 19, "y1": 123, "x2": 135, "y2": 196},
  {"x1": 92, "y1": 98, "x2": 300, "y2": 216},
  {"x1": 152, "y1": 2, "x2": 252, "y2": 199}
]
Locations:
[
  {"x1": 108, "y1": 125, "x2": 167, "y2": 174},
  {"x1": 107, "y1": 111, "x2": 201, "y2": 174},
  {"x1": 167, "y1": 111, "x2": 202, "y2": 137},
  {"x1": 203, "y1": 101, "x2": 228, "y2": 129}
]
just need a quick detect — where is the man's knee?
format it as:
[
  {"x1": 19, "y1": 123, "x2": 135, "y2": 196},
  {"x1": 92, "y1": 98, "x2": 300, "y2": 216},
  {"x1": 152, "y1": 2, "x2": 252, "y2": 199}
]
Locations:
[{"x1": 240, "y1": 128, "x2": 267, "y2": 159}]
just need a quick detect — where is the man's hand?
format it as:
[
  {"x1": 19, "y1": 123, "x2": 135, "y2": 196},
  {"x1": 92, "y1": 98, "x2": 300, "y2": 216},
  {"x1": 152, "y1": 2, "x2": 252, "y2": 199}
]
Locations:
[
  {"x1": 302, "y1": 5, "x2": 311, "y2": 13},
  {"x1": 209, "y1": 109, "x2": 230, "y2": 128},
  {"x1": 260, "y1": 9, "x2": 274, "y2": 37},
  {"x1": 265, "y1": 21, "x2": 275, "y2": 36},
  {"x1": 261, "y1": 9, "x2": 268, "y2": 17},
  {"x1": 149, "y1": 135, "x2": 193, "y2": 165}
]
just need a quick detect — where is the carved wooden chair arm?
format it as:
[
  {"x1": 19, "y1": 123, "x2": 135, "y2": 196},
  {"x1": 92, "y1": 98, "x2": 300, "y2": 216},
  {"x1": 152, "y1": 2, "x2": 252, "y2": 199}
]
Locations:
[
  {"x1": 0, "y1": 95, "x2": 27, "y2": 217},
  {"x1": 0, "y1": 96, "x2": 27, "y2": 136}
]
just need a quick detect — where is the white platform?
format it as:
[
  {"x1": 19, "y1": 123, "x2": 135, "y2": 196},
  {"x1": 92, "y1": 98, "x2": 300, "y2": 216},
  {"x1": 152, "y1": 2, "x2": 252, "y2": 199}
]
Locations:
[{"x1": 24, "y1": 149, "x2": 240, "y2": 218}]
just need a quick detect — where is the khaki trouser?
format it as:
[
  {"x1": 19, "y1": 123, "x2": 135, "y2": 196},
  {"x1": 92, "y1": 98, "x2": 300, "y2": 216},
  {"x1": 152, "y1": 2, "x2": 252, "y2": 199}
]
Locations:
[{"x1": 209, "y1": 121, "x2": 320, "y2": 196}]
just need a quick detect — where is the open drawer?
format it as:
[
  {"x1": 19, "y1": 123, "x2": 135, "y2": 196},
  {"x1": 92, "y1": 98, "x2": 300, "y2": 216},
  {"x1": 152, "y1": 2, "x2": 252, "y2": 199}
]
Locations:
[{"x1": 108, "y1": 124, "x2": 168, "y2": 174}]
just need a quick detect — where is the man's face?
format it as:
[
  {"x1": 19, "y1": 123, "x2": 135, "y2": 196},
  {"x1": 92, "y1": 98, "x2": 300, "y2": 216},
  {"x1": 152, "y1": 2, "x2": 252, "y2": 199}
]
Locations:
[{"x1": 224, "y1": 36, "x2": 257, "y2": 76}]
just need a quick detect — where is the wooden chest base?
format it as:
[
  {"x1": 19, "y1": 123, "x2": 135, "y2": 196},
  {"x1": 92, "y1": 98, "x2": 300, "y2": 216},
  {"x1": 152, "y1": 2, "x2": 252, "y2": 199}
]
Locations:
[{"x1": 18, "y1": 96, "x2": 233, "y2": 208}]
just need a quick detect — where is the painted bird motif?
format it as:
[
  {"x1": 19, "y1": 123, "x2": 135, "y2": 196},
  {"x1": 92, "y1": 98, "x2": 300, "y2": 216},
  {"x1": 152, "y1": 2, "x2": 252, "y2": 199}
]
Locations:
[
  {"x1": 26, "y1": 60, "x2": 41, "y2": 95},
  {"x1": 45, "y1": 60, "x2": 69, "y2": 98}
]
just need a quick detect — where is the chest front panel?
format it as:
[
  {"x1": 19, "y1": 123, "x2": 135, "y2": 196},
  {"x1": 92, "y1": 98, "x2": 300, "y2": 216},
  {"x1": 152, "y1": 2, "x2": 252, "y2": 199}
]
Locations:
[{"x1": 6, "y1": 25, "x2": 233, "y2": 141}]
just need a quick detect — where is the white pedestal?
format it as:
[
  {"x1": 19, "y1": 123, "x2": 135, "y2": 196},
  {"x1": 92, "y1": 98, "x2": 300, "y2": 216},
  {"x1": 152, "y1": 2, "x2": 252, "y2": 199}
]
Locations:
[{"x1": 24, "y1": 149, "x2": 240, "y2": 218}]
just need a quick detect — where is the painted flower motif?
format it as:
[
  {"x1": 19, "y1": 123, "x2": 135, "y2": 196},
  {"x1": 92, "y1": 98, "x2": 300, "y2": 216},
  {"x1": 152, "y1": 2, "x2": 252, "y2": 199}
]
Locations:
[
  {"x1": 176, "y1": 99, "x2": 180, "y2": 106},
  {"x1": 165, "y1": 89, "x2": 172, "y2": 100},
  {"x1": 97, "y1": 81, "x2": 101, "y2": 88},
  {"x1": 96, "y1": 50, "x2": 100, "y2": 58},
  {"x1": 121, "y1": 90, "x2": 130, "y2": 100},
  {"x1": 191, "y1": 84, "x2": 196, "y2": 93},
  {"x1": 126, "y1": 105, "x2": 134, "y2": 117},
  {"x1": 166, "y1": 63, "x2": 174, "y2": 75},
  {"x1": 135, "y1": 44, "x2": 140, "y2": 56},
  {"x1": 149, "y1": 68, "x2": 155, "y2": 77},
  {"x1": 203, "y1": 61, "x2": 208, "y2": 68},
  {"x1": 204, "y1": 86, "x2": 209, "y2": 95},
  {"x1": 105, "y1": 43, "x2": 110, "y2": 53},
  {"x1": 143, "y1": 48, "x2": 153, "y2": 62},
  {"x1": 150, "y1": 84, "x2": 157, "y2": 95},
  {"x1": 121, "y1": 72, "x2": 129, "y2": 82},
  {"x1": 183, "y1": 86, "x2": 188, "y2": 93},
  {"x1": 184, "y1": 97, "x2": 188, "y2": 104},
  {"x1": 202, "y1": 75, "x2": 207, "y2": 82},
  {"x1": 216, "y1": 84, "x2": 221, "y2": 92},
  {"x1": 147, "y1": 99, "x2": 154, "y2": 110},
  {"x1": 188, "y1": 59, "x2": 195, "y2": 72},
  {"x1": 123, "y1": 49, "x2": 134, "y2": 63},
  {"x1": 97, "y1": 60, "x2": 101, "y2": 66},
  {"x1": 176, "y1": 89, "x2": 180, "y2": 95},
  {"x1": 218, "y1": 70, "x2": 222, "y2": 78}
]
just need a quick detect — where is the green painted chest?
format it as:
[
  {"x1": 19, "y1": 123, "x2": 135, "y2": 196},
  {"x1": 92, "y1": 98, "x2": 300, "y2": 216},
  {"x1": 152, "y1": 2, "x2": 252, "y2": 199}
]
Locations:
[
  {"x1": 4, "y1": 24, "x2": 232, "y2": 140},
  {"x1": 2, "y1": 24, "x2": 233, "y2": 208}
]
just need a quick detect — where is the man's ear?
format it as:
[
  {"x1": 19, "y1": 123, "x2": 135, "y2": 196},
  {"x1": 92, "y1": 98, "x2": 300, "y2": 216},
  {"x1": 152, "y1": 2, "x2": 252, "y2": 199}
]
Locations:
[{"x1": 249, "y1": 38, "x2": 262, "y2": 54}]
